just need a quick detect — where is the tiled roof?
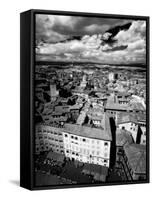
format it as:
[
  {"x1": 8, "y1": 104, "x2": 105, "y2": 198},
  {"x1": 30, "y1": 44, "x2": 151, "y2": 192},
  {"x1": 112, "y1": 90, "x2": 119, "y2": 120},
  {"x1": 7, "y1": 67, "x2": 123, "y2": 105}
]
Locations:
[
  {"x1": 64, "y1": 115, "x2": 112, "y2": 141},
  {"x1": 105, "y1": 102, "x2": 130, "y2": 111},
  {"x1": 117, "y1": 112, "x2": 146, "y2": 125},
  {"x1": 116, "y1": 129, "x2": 134, "y2": 146},
  {"x1": 124, "y1": 144, "x2": 146, "y2": 174}
]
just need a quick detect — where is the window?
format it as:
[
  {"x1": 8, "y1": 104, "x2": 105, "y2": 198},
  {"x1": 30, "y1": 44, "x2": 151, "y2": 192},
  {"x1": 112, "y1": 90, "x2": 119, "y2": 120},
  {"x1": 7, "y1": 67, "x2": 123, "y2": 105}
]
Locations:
[
  {"x1": 75, "y1": 137, "x2": 78, "y2": 140},
  {"x1": 104, "y1": 142, "x2": 108, "y2": 146},
  {"x1": 83, "y1": 138, "x2": 86, "y2": 142},
  {"x1": 65, "y1": 134, "x2": 68, "y2": 137},
  {"x1": 66, "y1": 150, "x2": 69, "y2": 153},
  {"x1": 104, "y1": 159, "x2": 107, "y2": 163}
]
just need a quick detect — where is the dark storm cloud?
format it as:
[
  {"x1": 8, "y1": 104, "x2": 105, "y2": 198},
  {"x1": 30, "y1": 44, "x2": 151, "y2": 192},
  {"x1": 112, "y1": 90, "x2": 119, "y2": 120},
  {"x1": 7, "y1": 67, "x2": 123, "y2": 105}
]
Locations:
[
  {"x1": 106, "y1": 22, "x2": 132, "y2": 37},
  {"x1": 101, "y1": 22, "x2": 132, "y2": 46},
  {"x1": 36, "y1": 14, "x2": 131, "y2": 43},
  {"x1": 51, "y1": 17, "x2": 128, "y2": 36},
  {"x1": 103, "y1": 45, "x2": 128, "y2": 52}
]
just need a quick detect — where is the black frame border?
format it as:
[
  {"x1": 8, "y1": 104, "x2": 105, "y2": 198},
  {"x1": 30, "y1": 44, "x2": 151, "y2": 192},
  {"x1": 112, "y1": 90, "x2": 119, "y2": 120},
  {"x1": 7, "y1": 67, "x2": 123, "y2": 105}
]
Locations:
[{"x1": 20, "y1": 9, "x2": 150, "y2": 190}]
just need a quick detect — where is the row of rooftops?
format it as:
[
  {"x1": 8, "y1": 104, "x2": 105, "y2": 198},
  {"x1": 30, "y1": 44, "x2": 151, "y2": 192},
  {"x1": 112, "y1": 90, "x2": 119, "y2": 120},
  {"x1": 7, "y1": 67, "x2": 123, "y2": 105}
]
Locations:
[
  {"x1": 117, "y1": 112, "x2": 146, "y2": 125},
  {"x1": 105, "y1": 101, "x2": 145, "y2": 112},
  {"x1": 42, "y1": 103, "x2": 82, "y2": 116},
  {"x1": 63, "y1": 121, "x2": 112, "y2": 141},
  {"x1": 36, "y1": 113, "x2": 112, "y2": 141}
]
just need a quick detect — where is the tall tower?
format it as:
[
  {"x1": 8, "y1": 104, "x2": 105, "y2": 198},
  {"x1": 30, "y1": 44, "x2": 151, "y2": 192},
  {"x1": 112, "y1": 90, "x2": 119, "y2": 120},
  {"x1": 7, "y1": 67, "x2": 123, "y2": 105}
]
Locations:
[
  {"x1": 50, "y1": 81, "x2": 58, "y2": 102},
  {"x1": 108, "y1": 72, "x2": 114, "y2": 82}
]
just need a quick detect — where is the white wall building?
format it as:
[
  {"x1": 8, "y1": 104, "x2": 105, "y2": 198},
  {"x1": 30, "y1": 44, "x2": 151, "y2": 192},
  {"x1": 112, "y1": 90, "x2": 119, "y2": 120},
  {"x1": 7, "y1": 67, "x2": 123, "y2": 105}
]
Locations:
[
  {"x1": 62, "y1": 115, "x2": 112, "y2": 168},
  {"x1": 118, "y1": 121, "x2": 138, "y2": 143},
  {"x1": 117, "y1": 112, "x2": 146, "y2": 145},
  {"x1": 35, "y1": 124, "x2": 64, "y2": 154},
  {"x1": 108, "y1": 72, "x2": 115, "y2": 82},
  {"x1": 35, "y1": 114, "x2": 112, "y2": 168}
]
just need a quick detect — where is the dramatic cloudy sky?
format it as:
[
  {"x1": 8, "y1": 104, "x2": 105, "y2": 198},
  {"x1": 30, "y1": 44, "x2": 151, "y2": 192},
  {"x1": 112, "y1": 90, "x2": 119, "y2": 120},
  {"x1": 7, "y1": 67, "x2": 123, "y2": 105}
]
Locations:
[{"x1": 36, "y1": 14, "x2": 146, "y2": 64}]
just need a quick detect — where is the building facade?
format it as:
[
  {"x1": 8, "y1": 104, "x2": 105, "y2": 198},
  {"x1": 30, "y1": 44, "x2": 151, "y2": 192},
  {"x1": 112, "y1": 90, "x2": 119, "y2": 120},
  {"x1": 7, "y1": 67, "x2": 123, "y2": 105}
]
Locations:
[
  {"x1": 35, "y1": 124, "x2": 64, "y2": 154},
  {"x1": 35, "y1": 114, "x2": 112, "y2": 168}
]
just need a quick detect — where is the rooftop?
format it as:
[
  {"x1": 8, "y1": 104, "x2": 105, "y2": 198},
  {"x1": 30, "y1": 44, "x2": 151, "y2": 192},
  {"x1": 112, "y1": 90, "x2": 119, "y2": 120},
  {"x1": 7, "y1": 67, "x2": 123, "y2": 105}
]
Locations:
[
  {"x1": 105, "y1": 102, "x2": 130, "y2": 111},
  {"x1": 130, "y1": 102, "x2": 146, "y2": 111},
  {"x1": 54, "y1": 105, "x2": 70, "y2": 113},
  {"x1": 116, "y1": 129, "x2": 134, "y2": 146},
  {"x1": 70, "y1": 104, "x2": 82, "y2": 110},
  {"x1": 117, "y1": 112, "x2": 146, "y2": 125},
  {"x1": 76, "y1": 111, "x2": 87, "y2": 125},
  {"x1": 87, "y1": 108, "x2": 105, "y2": 122},
  {"x1": 124, "y1": 144, "x2": 146, "y2": 174},
  {"x1": 64, "y1": 114, "x2": 112, "y2": 141}
]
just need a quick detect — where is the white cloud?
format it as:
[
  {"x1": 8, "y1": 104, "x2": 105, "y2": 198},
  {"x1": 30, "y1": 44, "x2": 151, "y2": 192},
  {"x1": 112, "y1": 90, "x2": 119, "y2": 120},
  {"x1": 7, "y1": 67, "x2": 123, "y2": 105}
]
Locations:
[
  {"x1": 100, "y1": 20, "x2": 146, "y2": 63},
  {"x1": 37, "y1": 19, "x2": 146, "y2": 64},
  {"x1": 114, "y1": 21, "x2": 146, "y2": 49},
  {"x1": 36, "y1": 14, "x2": 80, "y2": 43}
]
